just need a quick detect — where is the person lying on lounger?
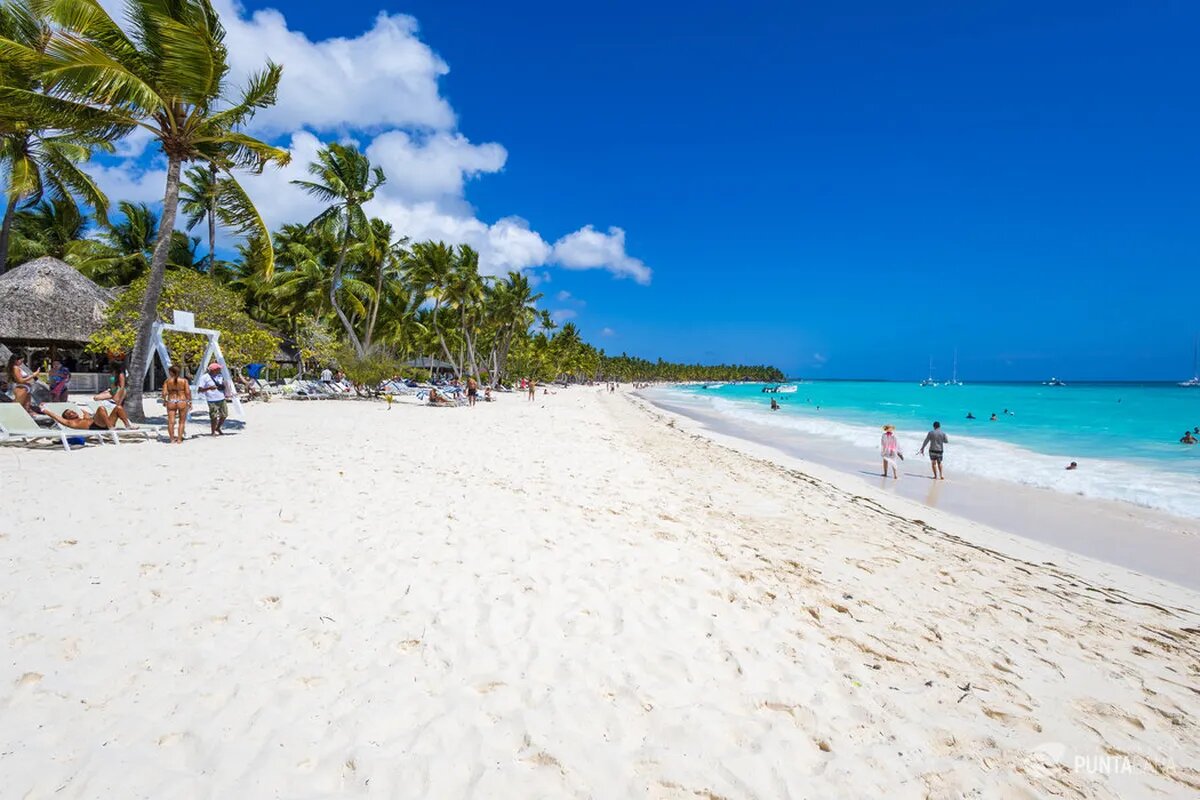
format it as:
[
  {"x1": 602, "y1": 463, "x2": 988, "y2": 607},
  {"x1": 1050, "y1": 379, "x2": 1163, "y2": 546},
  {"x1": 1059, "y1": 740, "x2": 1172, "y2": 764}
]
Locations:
[
  {"x1": 40, "y1": 404, "x2": 136, "y2": 431},
  {"x1": 427, "y1": 386, "x2": 453, "y2": 407}
]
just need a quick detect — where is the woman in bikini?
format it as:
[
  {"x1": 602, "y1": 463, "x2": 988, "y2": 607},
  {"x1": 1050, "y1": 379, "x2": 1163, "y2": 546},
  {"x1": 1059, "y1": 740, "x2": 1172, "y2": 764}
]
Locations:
[
  {"x1": 161, "y1": 364, "x2": 191, "y2": 443},
  {"x1": 93, "y1": 362, "x2": 127, "y2": 406},
  {"x1": 6, "y1": 354, "x2": 41, "y2": 411}
]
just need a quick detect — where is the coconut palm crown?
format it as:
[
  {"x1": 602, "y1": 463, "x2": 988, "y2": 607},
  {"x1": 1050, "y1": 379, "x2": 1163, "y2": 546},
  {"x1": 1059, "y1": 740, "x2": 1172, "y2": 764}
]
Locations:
[{"x1": 0, "y1": 0, "x2": 290, "y2": 416}]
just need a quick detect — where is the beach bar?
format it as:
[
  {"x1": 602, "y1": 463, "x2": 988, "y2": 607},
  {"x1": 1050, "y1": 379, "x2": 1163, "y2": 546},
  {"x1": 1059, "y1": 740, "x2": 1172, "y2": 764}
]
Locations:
[{"x1": 0, "y1": 256, "x2": 117, "y2": 394}]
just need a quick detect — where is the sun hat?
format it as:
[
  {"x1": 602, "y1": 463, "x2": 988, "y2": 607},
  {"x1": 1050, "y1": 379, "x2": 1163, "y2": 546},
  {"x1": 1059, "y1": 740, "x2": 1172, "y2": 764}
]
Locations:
[
  {"x1": 207, "y1": 363, "x2": 222, "y2": 371},
  {"x1": 882, "y1": 424, "x2": 895, "y2": 431}
]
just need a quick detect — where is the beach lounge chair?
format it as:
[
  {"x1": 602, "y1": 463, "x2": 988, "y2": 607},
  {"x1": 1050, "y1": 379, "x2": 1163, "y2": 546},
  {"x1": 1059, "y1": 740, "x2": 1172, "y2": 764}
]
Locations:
[
  {"x1": 0, "y1": 404, "x2": 113, "y2": 451},
  {"x1": 64, "y1": 401, "x2": 163, "y2": 442}
]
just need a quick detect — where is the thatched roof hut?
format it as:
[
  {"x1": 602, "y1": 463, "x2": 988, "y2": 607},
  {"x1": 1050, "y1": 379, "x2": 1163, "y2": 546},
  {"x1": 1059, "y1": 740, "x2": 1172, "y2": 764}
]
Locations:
[{"x1": 0, "y1": 256, "x2": 115, "y2": 346}]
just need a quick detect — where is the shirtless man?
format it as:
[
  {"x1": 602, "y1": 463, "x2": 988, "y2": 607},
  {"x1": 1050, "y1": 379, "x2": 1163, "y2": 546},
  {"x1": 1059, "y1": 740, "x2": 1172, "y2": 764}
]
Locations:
[
  {"x1": 40, "y1": 404, "x2": 135, "y2": 431},
  {"x1": 161, "y1": 365, "x2": 191, "y2": 443}
]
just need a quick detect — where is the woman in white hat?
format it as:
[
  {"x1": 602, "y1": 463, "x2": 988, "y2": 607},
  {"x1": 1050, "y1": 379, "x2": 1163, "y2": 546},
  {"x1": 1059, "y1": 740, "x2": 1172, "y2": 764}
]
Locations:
[{"x1": 880, "y1": 424, "x2": 902, "y2": 479}]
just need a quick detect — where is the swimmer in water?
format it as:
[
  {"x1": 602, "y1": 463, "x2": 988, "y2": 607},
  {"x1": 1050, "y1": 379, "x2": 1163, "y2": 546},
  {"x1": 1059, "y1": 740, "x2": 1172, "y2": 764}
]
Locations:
[
  {"x1": 990, "y1": 413, "x2": 998, "y2": 421},
  {"x1": 1182, "y1": 431, "x2": 1198, "y2": 445},
  {"x1": 770, "y1": 398, "x2": 779, "y2": 411},
  {"x1": 966, "y1": 412, "x2": 976, "y2": 420}
]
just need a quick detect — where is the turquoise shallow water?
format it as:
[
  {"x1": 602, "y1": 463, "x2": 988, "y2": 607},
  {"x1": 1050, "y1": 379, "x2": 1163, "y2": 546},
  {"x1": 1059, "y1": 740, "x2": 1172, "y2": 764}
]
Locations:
[
  {"x1": 663, "y1": 381, "x2": 1200, "y2": 517},
  {"x1": 690, "y1": 381, "x2": 1200, "y2": 463}
]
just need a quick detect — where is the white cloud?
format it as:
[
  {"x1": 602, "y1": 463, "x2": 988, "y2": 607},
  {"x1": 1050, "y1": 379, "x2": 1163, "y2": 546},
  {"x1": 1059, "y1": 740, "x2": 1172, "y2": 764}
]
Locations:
[
  {"x1": 90, "y1": 0, "x2": 648, "y2": 284},
  {"x1": 218, "y1": 1, "x2": 454, "y2": 135},
  {"x1": 551, "y1": 309, "x2": 577, "y2": 322},
  {"x1": 601, "y1": 327, "x2": 616, "y2": 336},
  {"x1": 556, "y1": 290, "x2": 572, "y2": 301},
  {"x1": 551, "y1": 225, "x2": 651, "y2": 284},
  {"x1": 91, "y1": 160, "x2": 169, "y2": 208},
  {"x1": 365, "y1": 131, "x2": 506, "y2": 209}
]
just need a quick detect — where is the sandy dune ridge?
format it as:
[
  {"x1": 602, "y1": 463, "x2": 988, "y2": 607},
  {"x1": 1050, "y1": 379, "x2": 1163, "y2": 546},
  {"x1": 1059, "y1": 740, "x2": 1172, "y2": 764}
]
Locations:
[{"x1": 1, "y1": 389, "x2": 1197, "y2": 798}]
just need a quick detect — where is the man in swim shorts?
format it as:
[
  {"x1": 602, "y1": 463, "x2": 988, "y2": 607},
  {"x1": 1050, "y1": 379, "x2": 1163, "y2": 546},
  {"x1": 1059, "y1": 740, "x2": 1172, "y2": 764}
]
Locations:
[
  {"x1": 918, "y1": 421, "x2": 948, "y2": 480},
  {"x1": 197, "y1": 363, "x2": 229, "y2": 436},
  {"x1": 40, "y1": 404, "x2": 135, "y2": 431}
]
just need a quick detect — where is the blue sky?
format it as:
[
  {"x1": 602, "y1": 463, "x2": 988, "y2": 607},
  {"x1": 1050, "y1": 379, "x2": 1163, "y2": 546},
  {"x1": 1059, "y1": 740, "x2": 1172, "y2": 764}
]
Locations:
[{"x1": 89, "y1": 0, "x2": 1200, "y2": 380}]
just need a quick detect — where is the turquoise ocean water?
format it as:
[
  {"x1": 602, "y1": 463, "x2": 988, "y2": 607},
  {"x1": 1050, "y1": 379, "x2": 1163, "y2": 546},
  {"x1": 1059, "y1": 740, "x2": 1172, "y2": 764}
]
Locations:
[{"x1": 654, "y1": 381, "x2": 1200, "y2": 518}]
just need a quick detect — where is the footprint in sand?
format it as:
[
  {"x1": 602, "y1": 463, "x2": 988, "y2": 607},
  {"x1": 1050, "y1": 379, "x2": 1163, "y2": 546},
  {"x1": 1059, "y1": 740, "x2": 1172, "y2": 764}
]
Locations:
[
  {"x1": 157, "y1": 732, "x2": 192, "y2": 747},
  {"x1": 9, "y1": 632, "x2": 41, "y2": 648}
]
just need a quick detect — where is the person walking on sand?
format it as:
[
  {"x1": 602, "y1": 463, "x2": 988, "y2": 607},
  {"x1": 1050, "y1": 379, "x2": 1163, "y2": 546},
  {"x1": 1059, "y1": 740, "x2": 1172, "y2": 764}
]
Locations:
[
  {"x1": 880, "y1": 425, "x2": 902, "y2": 479},
  {"x1": 527, "y1": 379, "x2": 536, "y2": 402},
  {"x1": 197, "y1": 363, "x2": 229, "y2": 436},
  {"x1": 918, "y1": 420, "x2": 948, "y2": 480},
  {"x1": 466, "y1": 376, "x2": 478, "y2": 407},
  {"x1": 161, "y1": 364, "x2": 191, "y2": 443}
]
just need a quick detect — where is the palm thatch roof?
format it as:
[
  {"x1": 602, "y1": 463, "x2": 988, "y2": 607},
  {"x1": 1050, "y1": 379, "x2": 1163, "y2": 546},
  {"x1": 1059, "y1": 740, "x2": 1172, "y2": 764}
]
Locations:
[{"x1": 0, "y1": 257, "x2": 115, "y2": 345}]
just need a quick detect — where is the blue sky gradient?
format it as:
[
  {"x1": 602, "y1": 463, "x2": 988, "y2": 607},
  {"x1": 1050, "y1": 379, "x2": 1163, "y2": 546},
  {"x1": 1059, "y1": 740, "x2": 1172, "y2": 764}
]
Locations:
[{"x1": 91, "y1": 1, "x2": 1200, "y2": 379}]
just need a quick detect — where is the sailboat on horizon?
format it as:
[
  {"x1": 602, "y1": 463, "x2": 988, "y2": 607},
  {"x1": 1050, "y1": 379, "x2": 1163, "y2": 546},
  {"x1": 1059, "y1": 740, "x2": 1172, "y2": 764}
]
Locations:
[
  {"x1": 1180, "y1": 337, "x2": 1200, "y2": 387},
  {"x1": 919, "y1": 357, "x2": 938, "y2": 387},
  {"x1": 943, "y1": 349, "x2": 964, "y2": 386}
]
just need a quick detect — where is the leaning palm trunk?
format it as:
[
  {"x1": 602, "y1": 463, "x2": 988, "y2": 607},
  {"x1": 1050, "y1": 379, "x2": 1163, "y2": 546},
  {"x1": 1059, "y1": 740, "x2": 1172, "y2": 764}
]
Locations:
[
  {"x1": 0, "y1": 197, "x2": 17, "y2": 274},
  {"x1": 207, "y1": 163, "x2": 217, "y2": 268},
  {"x1": 460, "y1": 305, "x2": 480, "y2": 380},
  {"x1": 430, "y1": 302, "x2": 459, "y2": 377},
  {"x1": 329, "y1": 221, "x2": 365, "y2": 357},
  {"x1": 365, "y1": 265, "x2": 384, "y2": 348},
  {"x1": 125, "y1": 156, "x2": 183, "y2": 420}
]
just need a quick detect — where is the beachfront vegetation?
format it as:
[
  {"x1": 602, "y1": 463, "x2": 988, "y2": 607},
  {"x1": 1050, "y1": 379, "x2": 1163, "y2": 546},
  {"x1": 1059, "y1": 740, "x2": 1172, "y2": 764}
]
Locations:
[
  {"x1": 0, "y1": 0, "x2": 784, "y2": 388},
  {"x1": 88, "y1": 269, "x2": 277, "y2": 369},
  {"x1": 2, "y1": 0, "x2": 289, "y2": 417}
]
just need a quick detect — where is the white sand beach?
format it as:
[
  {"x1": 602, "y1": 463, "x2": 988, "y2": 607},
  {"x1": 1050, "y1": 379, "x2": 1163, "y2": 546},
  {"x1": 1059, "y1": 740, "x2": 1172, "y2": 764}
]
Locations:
[{"x1": 2, "y1": 388, "x2": 1198, "y2": 798}]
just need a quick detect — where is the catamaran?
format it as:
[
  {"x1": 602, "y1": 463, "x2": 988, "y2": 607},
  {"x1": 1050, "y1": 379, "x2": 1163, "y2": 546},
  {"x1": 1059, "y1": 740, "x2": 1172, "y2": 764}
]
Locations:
[
  {"x1": 1044, "y1": 377, "x2": 1067, "y2": 386},
  {"x1": 1181, "y1": 339, "x2": 1200, "y2": 387},
  {"x1": 919, "y1": 357, "x2": 938, "y2": 387},
  {"x1": 943, "y1": 349, "x2": 964, "y2": 386}
]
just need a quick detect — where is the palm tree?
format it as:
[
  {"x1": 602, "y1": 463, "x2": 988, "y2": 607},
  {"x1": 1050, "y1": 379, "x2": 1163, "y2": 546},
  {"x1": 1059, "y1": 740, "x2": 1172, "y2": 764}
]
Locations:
[
  {"x1": 179, "y1": 163, "x2": 218, "y2": 270},
  {"x1": 3, "y1": 0, "x2": 290, "y2": 416},
  {"x1": 355, "y1": 217, "x2": 408, "y2": 349},
  {"x1": 405, "y1": 240, "x2": 459, "y2": 374},
  {"x1": 74, "y1": 200, "x2": 158, "y2": 286},
  {"x1": 0, "y1": 0, "x2": 115, "y2": 273},
  {"x1": 8, "y1": 195, "x2": 87, "y2": 262},
  {"x1": 291, "y1": 143, "x2": 385, "y2": 358},
  {"x1": 487, "y1": 271, "x2": 541, "y2": 385},
  {"x1": 445, "y1": 244, "x2": 485, "y2": 380}
]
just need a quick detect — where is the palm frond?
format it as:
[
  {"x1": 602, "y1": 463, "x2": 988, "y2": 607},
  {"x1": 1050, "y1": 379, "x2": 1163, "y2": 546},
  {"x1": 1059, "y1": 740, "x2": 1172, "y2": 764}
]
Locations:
[
  {"x1": 38, "y1": 140, "x2": 110, "y2": 223},
  {"x1": 214, "y1": 172, "x2": 275, "y2": 276},
  {"x1": 206, "y1": 61, "x2": 282, "y2": 130},
  {"x1": 39, "y1": 32, "x2": 164, "y2": 112}
]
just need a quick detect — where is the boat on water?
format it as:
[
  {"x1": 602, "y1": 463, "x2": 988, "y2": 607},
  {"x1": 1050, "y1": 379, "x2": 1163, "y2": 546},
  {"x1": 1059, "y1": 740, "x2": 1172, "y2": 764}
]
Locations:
[
  {"x1": 776, "y1": 384, "x2": 798, "y2": 394},
  {"x1": 1180, "y1": 339, "x2": 1200, "y2": 387},
  {"x1": 703, "y1": 382, "x2": 726, "y2": 389},
  {"x1": 919, "y1": 357, "x2": 938, "y2": 387},
  {"x1": 1044, "y1": 377, "x2": 1067, "y2": 386},
  {"x1": 943, "y1": 349, "x2": 964, "y2": 386}
]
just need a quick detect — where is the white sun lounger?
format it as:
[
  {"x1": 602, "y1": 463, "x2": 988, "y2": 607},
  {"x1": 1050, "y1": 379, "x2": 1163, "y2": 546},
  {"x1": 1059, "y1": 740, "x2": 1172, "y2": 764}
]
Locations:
[
  {"x1": 0, "y1": 404, "x2": 115, "y2": 451},
  {"x1": 49, "y1": 401, "x2": 163, "y2": 442}
]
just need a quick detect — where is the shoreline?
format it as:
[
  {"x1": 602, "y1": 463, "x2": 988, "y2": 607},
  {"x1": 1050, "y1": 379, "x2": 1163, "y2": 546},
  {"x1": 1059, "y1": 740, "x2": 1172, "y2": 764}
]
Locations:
[
  {"x1": 2, "y1": 390, "x2": 1198, "y2": 798},
  {"x1": 638, "y1": 388, "x2": 1200, "y2": 591}
]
